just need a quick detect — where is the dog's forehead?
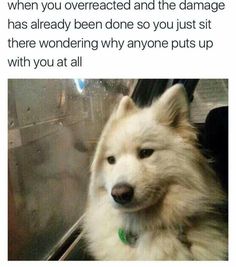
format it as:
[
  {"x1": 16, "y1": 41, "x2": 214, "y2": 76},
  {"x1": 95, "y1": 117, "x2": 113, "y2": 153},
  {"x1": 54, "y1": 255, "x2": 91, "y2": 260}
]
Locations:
[
  {"x1": 105, "y1": 110, "x2": 166, "y2": 150},
  {"x1": 115, "y1": 111, "x2": 152, "y2": 135}
]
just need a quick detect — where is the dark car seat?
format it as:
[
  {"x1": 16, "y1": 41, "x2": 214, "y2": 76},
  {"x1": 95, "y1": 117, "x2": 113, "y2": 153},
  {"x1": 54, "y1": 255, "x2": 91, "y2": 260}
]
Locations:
[{"x1": 203, "y1": 106, "x2": 228, "y2": 193}]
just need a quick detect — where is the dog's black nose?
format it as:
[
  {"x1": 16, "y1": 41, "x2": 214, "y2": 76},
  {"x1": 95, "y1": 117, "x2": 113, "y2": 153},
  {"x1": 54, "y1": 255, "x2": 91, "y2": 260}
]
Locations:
[{"x1": 111, "y1": 183, "x2": 134, "y2": 205}]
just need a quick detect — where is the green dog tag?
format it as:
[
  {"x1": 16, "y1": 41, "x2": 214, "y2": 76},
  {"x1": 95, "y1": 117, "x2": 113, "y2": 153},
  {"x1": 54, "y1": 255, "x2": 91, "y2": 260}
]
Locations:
[
  {"x1": 118, "y1": 228, "x2": 138, "y2": 246},
  {"x1": 118, "y1": 228, "x2": 129, "y2": 245}
]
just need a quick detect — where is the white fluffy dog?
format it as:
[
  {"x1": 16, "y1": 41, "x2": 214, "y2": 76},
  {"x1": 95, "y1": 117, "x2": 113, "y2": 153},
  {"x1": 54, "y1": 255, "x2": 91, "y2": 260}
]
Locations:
[{"x1": 83, "y1": 84, "x2": 228, "y2": 260}]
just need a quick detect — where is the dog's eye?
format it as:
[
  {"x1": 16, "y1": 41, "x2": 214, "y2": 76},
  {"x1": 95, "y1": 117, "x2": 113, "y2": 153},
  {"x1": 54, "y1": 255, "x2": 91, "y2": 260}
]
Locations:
[
  {"x1": 138, "y1": 149, "x2": 154, "y2": 159},
  {"x1": 107, "y1": 156, "x2": 116, "y2": 164}
]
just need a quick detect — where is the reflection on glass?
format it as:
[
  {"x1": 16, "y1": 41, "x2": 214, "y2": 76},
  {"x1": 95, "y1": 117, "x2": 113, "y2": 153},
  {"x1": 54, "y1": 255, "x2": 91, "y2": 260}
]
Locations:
[{"x1": 8, "y1": 79, "x2": 137, "y2": 260}]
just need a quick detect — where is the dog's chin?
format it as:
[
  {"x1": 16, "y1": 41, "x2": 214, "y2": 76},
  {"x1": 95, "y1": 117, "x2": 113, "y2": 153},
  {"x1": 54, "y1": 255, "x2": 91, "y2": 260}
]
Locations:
[{"x1": 111, "y1": 197, "x2": 161, "y2": 213}]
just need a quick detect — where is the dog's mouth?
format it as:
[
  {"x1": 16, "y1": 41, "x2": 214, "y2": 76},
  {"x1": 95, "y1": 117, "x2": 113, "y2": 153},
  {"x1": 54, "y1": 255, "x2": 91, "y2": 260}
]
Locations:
[
  {"x1": 110, "y1": 185, "x2": 167, "y2": 213},
  {"x1": 111, "y1": 199, "x2": 142, "y2": 212}
]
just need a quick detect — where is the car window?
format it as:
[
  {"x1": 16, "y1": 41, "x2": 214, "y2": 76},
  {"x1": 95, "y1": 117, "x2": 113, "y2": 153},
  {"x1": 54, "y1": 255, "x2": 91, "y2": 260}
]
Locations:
[
  {"x1": 8, "y1": 79, "x2": 137, "y2": 260},
  {"x1": 190, "y1": 79, "x2": 228, "y2": 123}
]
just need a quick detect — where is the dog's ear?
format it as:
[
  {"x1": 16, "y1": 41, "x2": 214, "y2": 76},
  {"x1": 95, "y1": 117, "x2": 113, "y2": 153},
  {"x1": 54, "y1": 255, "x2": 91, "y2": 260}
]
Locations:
[
  {"x1": 115, "y1": 96, "x2": 137, "y2": 119},
  {"x1": 153, "y1": 84, "x2": 189, "y2": 128}
]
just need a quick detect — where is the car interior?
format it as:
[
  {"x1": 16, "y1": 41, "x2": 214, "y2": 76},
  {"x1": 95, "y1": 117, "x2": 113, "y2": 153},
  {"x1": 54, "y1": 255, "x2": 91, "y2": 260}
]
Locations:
[{"x1": 8, "y1": 79, "x2": 228, "y2": 260}]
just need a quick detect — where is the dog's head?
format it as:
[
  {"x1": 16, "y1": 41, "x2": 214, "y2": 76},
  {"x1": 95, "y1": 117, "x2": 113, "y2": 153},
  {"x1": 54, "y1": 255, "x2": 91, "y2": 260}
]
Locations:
[{"x1": 89, "y1": 84, "x2": 222, "y2": 215}]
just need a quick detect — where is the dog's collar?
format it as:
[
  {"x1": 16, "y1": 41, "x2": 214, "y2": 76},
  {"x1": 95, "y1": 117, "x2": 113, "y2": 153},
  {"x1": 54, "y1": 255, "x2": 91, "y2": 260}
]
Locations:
[
  {"x1": 118, "y1": 224, "x2": 191, "y2": 248},
  {"x1": 118, "y1": 228, "x2": 138, "y2": 246}
]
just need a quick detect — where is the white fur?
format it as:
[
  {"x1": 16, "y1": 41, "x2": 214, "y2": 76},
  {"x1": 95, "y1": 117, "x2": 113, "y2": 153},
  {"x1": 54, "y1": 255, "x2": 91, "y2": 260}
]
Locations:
[{"x1": 84, "y1": 84, "x2": 228, "y2": 260}]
